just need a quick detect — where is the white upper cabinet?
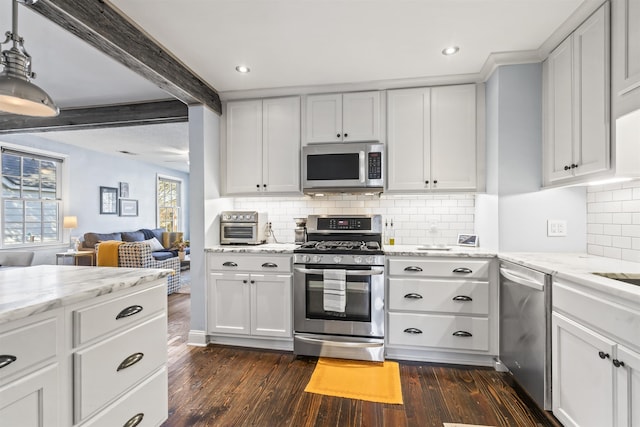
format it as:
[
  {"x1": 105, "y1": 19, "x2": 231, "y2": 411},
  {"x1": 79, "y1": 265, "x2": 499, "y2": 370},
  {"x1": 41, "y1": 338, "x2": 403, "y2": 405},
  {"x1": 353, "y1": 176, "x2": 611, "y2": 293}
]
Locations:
[
  {"x1": 612, "y1": 0, "x2": 640, "y2": 118},
  {"x1": 305, "y1": 91, "x2": 380, "y2": 143},
  {"x1": 225, "y1": 97, "x2": 300, "y2": 195},
  {"x1": 387, "y1": 84, "x2": 477, "y2": 191},
  {"x1": 543, "y1": 3, "x2": 610, "y2": 185}
]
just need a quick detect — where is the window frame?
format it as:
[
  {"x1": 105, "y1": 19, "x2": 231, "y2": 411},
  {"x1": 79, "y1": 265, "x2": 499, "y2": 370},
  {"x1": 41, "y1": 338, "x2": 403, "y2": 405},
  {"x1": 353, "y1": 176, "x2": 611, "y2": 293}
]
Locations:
[
  {"x1": 0, "y1": 143, "x2": 69, "y2": 249},
  {"x1": 156, "y1": 174, "x2": 183, "y2": 232}
]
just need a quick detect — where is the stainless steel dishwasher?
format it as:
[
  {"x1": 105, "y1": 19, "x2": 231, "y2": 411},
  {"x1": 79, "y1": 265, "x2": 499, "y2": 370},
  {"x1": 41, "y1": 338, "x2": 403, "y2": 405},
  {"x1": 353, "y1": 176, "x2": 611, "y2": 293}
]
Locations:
[{"x1": 499, "y1": 261, "x2": 552, "y2": 411}]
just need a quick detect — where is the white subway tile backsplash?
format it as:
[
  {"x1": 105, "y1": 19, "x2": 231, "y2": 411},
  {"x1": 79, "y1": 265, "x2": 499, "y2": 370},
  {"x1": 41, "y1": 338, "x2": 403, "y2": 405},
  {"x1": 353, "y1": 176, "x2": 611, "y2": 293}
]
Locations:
[
  {"x1": 588, "y1": 180, "x2": 640, "y2": 261},
  {"x1": 232, "y1": 193, "x2": 475, "y2": 244}
]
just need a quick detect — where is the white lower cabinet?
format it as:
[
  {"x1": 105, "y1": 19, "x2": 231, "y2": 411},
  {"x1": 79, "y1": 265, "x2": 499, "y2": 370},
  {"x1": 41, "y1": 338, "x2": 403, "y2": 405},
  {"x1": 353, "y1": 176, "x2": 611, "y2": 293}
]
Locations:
[
  {"x1": 207, "y1": 253, "x2": 293, "y2": 349},
  {"x1": 385, "y1": 257, "x2": 498, "y2": 365},
  {"x1": 0, "y1": 280, "x2": 168, "y2": 426},
  {"x1": 552, "y1": 278, "x2": 640, "y2": 427}
]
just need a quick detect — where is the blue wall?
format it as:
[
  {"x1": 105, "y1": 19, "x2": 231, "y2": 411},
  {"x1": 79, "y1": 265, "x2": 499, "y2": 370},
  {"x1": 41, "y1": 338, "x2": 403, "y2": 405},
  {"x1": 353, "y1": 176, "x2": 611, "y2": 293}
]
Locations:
[{"x1": 0, "y1": 133, "x2": 189, "y2": 264}]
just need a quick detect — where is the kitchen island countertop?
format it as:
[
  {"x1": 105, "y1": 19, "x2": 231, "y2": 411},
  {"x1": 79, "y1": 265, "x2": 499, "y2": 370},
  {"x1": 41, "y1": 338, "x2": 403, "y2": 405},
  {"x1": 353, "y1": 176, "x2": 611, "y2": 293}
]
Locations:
[{"x1": 0, "y1": 265, "x2": 172, "y2": 324}]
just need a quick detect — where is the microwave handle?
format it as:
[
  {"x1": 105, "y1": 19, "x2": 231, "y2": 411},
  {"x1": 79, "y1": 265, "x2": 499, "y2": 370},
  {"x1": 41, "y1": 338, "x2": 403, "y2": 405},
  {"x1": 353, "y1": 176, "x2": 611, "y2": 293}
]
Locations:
[{"x1": 359, "y1": 151, "x2": 365, "y2": 183}]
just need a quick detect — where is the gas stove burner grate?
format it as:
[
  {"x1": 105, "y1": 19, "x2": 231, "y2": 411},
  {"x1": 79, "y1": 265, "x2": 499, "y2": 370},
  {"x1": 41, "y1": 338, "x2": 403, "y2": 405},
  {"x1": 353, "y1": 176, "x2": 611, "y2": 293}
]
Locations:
[{"x1": 296, "y1": 240, "x2": 381, "y2": 253}]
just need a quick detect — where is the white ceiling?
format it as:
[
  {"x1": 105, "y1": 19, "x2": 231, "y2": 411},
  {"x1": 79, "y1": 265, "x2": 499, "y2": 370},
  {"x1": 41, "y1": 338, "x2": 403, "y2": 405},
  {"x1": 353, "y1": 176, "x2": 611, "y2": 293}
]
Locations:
[{"x1": 1, "y1": 0, "x2": 593, "y2": 172}]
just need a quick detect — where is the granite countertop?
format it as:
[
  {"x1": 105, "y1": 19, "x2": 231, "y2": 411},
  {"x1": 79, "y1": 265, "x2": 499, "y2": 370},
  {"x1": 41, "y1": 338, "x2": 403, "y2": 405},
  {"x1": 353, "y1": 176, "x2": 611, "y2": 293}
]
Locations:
[
  {"x1": 383, "y1": 244, "x2": 497, "y2": 258},
  {"x1": 0, "y1": 265, "x2": 172, "y2": 325},
  {"x1": 499, "y1": 252, "x2": 640, "y2": 303},
  {"x1": 206, "y1": 243, "x2": 299, "y2": 254}
]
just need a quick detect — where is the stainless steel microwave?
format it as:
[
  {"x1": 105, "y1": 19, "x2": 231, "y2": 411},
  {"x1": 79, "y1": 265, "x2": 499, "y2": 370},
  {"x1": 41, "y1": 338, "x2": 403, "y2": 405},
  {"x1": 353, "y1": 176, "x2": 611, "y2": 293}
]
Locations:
[{"x1": 302, "y1": 142, "x2": 384, "y2": 193}]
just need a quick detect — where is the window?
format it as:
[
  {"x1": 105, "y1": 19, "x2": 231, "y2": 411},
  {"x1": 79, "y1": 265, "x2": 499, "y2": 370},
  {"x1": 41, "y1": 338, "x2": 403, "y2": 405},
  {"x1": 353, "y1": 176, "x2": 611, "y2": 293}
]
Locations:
[
  {"x1": 1, "y1": 147, "x2": 63, "y2": 246},
  {"x1": 157, "y1": 175, "x2": 181, "y2": 232}
]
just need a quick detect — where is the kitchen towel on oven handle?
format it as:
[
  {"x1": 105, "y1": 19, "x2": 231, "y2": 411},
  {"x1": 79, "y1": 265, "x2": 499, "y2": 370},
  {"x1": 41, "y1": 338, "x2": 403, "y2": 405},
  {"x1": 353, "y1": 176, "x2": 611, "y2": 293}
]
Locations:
[{"x1": 323, "y1": 269, "x2": 346, "y2": 313}]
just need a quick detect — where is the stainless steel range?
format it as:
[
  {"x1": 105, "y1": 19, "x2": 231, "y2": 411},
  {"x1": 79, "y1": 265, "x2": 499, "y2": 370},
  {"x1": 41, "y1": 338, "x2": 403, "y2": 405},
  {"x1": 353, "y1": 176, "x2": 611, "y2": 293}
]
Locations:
[{"x1": 293, "y1": 214, "x2": 385, "y2": 362}]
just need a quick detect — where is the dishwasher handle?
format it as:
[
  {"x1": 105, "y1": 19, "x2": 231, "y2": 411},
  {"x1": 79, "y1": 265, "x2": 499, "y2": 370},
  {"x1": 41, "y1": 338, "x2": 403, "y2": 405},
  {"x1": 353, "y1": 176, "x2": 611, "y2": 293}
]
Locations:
[{"x1": 500, "y1": 267, "x2": 544, "y2": 291}]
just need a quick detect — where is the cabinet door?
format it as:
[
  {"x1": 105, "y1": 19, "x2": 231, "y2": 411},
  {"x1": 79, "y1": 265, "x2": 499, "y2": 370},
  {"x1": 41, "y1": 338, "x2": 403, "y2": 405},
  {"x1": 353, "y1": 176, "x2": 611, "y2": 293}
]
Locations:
[
  {"x1": 430, "y1": 85, "x2": 477, "y2": 190},
  {"x1": 574, "y1": 3, "x2": 610, "y2": 178},
  {"x1": 250, "y1": 274, "x2": 292, "y2": 338},
  {"x1": 262, "y1": 97, "x2": 301, "y2": 193},
  {"x1": 342, "y1": 91, "x2": 381, "y2": 142},
  {"x1": 208, "y1": 272, "x2": 251, "y2": 335},
  {"x1": 387, "y1": 87, "x2": 430, "y2": 191},
  {"x1": 612, "y1": 0, "x2": 640, "y2": 117},
  {"x1": 616, "y1": 345, "x2": 640, "y2": 427},
  {"x1": 226, "y1": 100, "x2": 263, "y2": 193},
  {"x1": 552, "y1": 312, "x2": 615, "y2": 427},
  {"x1": 305, "y1": 94, "x2": 342, "y2": 143},
  {"x1": 0, "y1": 364, "x2": 59, "y2": 427},
  {"x1": 545, "y1": 36, "x2": 575, "y2": 183}
]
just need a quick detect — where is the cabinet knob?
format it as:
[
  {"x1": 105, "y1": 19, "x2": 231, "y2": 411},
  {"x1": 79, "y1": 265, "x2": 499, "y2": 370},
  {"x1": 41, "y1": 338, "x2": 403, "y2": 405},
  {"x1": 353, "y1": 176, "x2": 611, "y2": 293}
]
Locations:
[
  {"x1": 598, "y1": 351, "x2": 610, "y2": 360},
  {"x1": 453, "y1": 295, "x2": 473, "y2": 302},
  {"x1": 433, "y1": 180, "x2": 438, "y2": 184},
  {"x1": 403, "y1": 327, "x2": 423, "y2": 334},
  {"x1": 571, "y1": 164, "x2": 578, "y2": 169},
  {"x1": 243, "y1": 279, "x2": 248, "y2": 284},
  {"x1": 262, "y1": 262, "x2": 278, "y2": 268},
  {"x1": 613, "y1": 359, "x2": 625, "y2": 368},
  {"x1": 403, "y1": 293, "x2": 423, "y2": 299},
  {"x1": 336, "y1": 133, "x2": 341, "y2": 138},
  {"x1": 250, "y1": 280, "x2": 255, "y2": 284},
  {"x1": 425, "y1": 180, "x2": 429, "y2": 184},
  {"x1": 263, "y1": 184, "x2": 267, "y2": 188},
  {"x1": 0, "y1": 355, "x2": 17, "y2": 369},
  {"x1": 344, "y1": 133, "x2": 348, "y2": 137},
  {"x1": 222, "y1": 261, "x2": 238, "y2": 267},
  {"x1": 404, "y1": 266, "x2": 423, "y2": 272},
  {"x1": 452, "y1": 267, "x2": 473, "y2": 274},
  {"x1": 256, "y1": 184, "x2": 260, "y2": 189},
  {"x1": 564, "y1": 165, "x2": 571, "y2": 171},
  {"x1": 453, "y1": 331, "x2": 473, "y2": 337}
]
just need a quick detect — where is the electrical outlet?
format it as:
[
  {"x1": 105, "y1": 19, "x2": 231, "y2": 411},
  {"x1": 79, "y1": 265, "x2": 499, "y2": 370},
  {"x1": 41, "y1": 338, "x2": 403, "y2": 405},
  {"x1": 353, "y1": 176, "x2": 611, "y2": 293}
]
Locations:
[{"x1": 547, "y1": 219, "x2": 567, "y2": 237}]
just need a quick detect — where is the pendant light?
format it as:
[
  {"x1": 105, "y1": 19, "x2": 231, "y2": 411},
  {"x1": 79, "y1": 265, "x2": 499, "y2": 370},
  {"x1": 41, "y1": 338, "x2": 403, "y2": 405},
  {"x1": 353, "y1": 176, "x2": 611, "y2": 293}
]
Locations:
[{"x1": 0, "y1": 0, "x2": 58, "y2": 117}]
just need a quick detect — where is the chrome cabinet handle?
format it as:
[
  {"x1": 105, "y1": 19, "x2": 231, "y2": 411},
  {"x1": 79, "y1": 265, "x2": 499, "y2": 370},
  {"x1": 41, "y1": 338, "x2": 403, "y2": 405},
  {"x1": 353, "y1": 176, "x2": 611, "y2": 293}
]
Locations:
[
  {"x1": 453, "y1": 331, "x2": 472, "y2": 337},
  {"x1": 404, "y1": 293, "x2": 423, "y2": 299},
  {"x1": 123, "y1": 413, "x2": 145, "y2": 427},
  {"x1": 403, "y1": 328, "x2": 423, "y2": 334},
  {"x1": 452, "y1": 295, "x2": 472, "y2": 302},
  {"x1": 404, "y1": 266, "x2": 423, "y2": 272},
  {"x1": 116, "y1": 305, "x2": 143, "y2": 320},
  {"x1": 261, "y1": 262, "x2": 278, "y2": 268},
  {"x1": 452, "y1": 267, "x2": 473, "y2": 274},
  {"x1": 117, "y1": 352, "x2": 144, "y2": 371},
  {"x1": 0, "y1": 355, "x2": 17, "y2": 369},
  {"x1": 222, "y1": 261, "x2": 238, "y2": 267}
]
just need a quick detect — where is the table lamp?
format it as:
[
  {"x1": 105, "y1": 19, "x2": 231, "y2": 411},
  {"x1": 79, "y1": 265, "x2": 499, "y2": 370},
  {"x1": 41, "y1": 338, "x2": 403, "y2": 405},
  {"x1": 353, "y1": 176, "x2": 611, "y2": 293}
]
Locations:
[{"x1": 63, "y1": 216, "x2": 78, "y2": 249}]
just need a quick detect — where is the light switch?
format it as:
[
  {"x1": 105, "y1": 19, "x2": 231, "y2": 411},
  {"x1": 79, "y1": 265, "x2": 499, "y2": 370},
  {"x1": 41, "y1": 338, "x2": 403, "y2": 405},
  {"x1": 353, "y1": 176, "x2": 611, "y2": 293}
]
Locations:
[{"x1": 547, "y1": 219, "x2": 567, "y2": 237}]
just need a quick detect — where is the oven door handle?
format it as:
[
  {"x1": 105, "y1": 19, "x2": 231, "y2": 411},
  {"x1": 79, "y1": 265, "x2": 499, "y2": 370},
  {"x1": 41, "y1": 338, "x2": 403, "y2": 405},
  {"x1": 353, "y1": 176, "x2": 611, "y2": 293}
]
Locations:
[
  {"x1": 294, "y1": 267, "x2": 383, "y2": 276},
  {"x1": 296, "y1": 335, "x2": 383, "y2": 348}
]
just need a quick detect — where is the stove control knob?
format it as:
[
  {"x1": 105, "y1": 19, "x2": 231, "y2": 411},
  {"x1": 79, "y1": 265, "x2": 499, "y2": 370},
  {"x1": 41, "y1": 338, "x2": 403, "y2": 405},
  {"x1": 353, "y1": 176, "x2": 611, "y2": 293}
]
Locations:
[
  {"x1": 333, "y1": 256, "x2": 342, "y2": 264},
  {"x1": 231, "y1": 214, "x2": 237, "y2": 220},
  {"x1": 312, "y1": 255, "x2": 321, "y2": 263},
  {"x1": 300, "y1": 255, "x2": 310, "y2": 263},
  {"x1": 366, "y1": 256, "x2": 374, "y2": 264},
  {"x1": 354, "y1": 256, "x2": 363, "y2": 264}
]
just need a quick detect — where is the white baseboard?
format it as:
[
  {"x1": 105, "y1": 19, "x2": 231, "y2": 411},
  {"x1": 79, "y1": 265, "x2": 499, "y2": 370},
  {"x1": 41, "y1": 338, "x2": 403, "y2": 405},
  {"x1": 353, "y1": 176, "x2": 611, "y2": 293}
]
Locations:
[{"x1": 187, "y1": 330, "x2": 208, "y2": 347}]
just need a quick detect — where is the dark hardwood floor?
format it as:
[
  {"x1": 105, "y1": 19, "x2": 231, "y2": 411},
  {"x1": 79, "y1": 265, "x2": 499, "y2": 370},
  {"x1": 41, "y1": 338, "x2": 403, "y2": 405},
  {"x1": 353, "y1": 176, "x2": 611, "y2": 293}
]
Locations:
[{"x1": 163, "y1": 292, "x2": 560, "y2": 427}]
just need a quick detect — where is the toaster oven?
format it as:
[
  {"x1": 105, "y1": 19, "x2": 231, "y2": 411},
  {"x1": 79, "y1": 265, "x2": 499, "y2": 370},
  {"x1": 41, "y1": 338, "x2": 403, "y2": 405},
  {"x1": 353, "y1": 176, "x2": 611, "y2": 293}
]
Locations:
[{"x1": 220, "y1": 211, "x2": 268, "y2": 245}]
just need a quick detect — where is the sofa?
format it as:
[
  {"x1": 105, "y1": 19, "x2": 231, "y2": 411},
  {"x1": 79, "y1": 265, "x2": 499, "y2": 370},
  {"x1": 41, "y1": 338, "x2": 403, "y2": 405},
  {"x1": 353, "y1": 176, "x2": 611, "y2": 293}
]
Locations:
[{"x1": 81, "y1": 228, "x2": 189, "y2": 261}]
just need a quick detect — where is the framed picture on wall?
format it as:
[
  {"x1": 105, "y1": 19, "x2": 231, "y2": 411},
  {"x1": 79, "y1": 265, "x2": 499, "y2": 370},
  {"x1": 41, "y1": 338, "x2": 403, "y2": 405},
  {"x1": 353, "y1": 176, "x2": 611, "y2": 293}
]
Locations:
[
  {"x1": 119, "y1": 199, "x2": 138, "y2": 217},
  {"x1": 100, "y1": 186, "x2": 118, "y2": 214},
  {"x1": 119, "y1": 182, "x2": 130, "y2": 198}
]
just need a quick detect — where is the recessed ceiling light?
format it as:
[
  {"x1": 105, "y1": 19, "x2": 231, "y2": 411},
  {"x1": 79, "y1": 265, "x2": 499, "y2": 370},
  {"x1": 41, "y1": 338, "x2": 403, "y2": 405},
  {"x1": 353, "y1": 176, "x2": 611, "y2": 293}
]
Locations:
[
  {"x1": 235, "y1": 65, "x2": 250, "y2": 73},
  {"x1": 442, "y1": 46, "x2": 460, "y2": 56}
]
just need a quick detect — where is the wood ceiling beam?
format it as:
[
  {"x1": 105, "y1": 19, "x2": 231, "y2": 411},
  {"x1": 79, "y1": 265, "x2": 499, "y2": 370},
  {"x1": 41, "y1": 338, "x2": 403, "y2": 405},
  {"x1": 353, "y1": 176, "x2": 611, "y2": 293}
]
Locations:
[
  {"x1": 0, "y1": 100, "x2": 188, "y2": 134},
  {"x1": 26, "y1": 0, "x2": 222, "y2": 115}
]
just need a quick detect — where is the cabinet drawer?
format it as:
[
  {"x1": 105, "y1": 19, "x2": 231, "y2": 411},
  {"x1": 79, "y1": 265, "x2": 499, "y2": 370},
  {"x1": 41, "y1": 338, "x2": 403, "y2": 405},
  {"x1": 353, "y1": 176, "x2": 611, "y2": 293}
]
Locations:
[
  {"x1": 73, "y1": 314, "x2": 167, "y2": 422},
  {"x1": 81, "y1": 367, "x2": 167, "y2": 427},
  {"x1": 554, "y1": 280, "x2": 640, "y2": 350},
  {"x1": 73, "y1": 284, "x2": 165, "y2": 347},
  {"x1": 0, "y1": 317, "x2": 58, "y2": 381},
  {"x1": 388, "y1": 258, "x2": 490, "y2": 279},
  {"x1": 388, "y1": 278, "x2": 489, "y2": 315},
  {"x1": 387, "y1": 312, "x2": 489, "y2": 351},
  {"x1": 209, "y1": 254, "x2": 292, "y2": 273}
]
